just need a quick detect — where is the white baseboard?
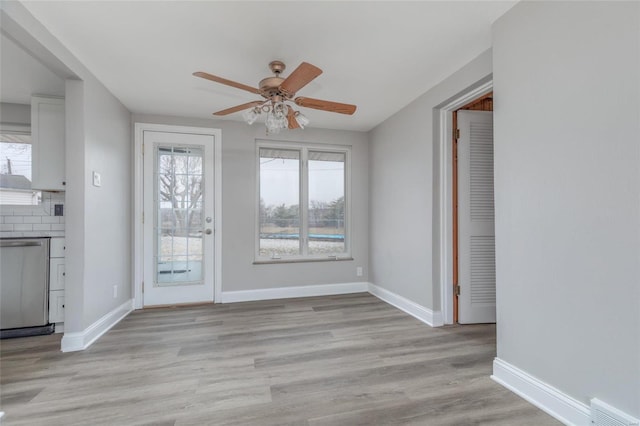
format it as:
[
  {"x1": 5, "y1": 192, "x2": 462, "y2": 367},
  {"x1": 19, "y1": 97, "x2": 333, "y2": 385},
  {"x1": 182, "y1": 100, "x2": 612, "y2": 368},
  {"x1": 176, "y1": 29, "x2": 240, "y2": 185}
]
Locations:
[
  {"x1": 220, "y1": 282, "x2": 369, "y2": 303},
  {"x1": 221, "y1": 282, "x2": 444, "y2": 328},
  {"x1": 61, "y1": 299, "x2": 134, "y2": 352},
  {"x1": 491, "y1": 358, "x2": 591, "y2": 426},
  {"x1": 368, "y1": 283, "x2": 444, "y2": 327},
  {"x1": 59, "y1": 282, "x2": 432, "y2": 351}
]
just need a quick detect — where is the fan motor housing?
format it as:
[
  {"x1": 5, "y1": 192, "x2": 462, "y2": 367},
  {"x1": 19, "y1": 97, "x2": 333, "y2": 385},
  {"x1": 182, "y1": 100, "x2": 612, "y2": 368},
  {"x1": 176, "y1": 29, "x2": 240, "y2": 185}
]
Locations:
[{"x1": 259, "y1": 77, "x2": 286, "y2": 97}]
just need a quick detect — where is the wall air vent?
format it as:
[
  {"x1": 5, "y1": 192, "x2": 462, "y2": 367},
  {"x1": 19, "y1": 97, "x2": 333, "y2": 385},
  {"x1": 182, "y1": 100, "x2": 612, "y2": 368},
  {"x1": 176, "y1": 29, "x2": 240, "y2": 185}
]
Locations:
[{"x1": 590, "y1": 398, "x2": 639, "y2": 426}]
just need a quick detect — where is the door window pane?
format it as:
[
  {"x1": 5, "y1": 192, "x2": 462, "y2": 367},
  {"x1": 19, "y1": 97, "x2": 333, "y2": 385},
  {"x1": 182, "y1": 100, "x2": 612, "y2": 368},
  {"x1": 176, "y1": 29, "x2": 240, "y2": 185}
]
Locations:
[
  {"x1": 308, "y1": 151, "x2": 345, "y2": 255},
  {"x1": 259, "y1": 148, "x2": 300, "y2": 257},
  {"x1": 156, "y1": 146, "x2": 204, "y2": 285}
]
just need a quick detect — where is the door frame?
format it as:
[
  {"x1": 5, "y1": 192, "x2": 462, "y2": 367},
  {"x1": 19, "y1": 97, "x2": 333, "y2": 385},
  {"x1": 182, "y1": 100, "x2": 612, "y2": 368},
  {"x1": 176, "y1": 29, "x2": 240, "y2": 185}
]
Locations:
[
  {"x1": 436, "y1": 79, "x2": 492, "y2": 325},
  {"x1": 133, "y1": 123, "x2": 222, "y2": 309}
]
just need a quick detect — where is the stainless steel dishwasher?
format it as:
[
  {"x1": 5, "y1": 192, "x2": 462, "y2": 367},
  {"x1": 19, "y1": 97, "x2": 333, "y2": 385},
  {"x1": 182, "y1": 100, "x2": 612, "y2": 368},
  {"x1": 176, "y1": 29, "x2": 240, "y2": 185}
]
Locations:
[{"x1": 0, "y1": 238, "x2": 54, "y2": 338}]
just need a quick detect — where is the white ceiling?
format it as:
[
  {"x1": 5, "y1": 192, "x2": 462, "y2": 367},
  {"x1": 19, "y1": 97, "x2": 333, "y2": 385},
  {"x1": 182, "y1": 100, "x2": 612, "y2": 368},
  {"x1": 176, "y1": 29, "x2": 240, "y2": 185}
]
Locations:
[{"x1": 19, "y1": 1, "x2": 515, "y2": 132}]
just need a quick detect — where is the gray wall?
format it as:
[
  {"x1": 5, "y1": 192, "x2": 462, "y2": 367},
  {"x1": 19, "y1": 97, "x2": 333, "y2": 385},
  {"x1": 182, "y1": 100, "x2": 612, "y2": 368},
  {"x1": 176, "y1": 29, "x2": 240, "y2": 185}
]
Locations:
[
  {"x1": 64, "y1": 78, "x2": 132, "y2": 332},
  {"x1": 2, "y1": 2, "x2": 133, "y2": 333},
  {"x1": 368, "y1": 50, "x2": 492, "y2": 310},
  {"x1": 493, "y1": 1, "x2": 640, "y2": 417},
  {"x1": 133, "y1": 114, "x2": 369, "y2": 292},
  {"x1": 0, "y1": 32, "x2": 65, "y2": 104},
  {"x1": 0, "y1": 102, "x2": 30, "y2": 125},
  {"x1": 81, "y1": 79, "x2": 132, "y2": 326},
  {"x1": 64, "y1": 80, "x2": 85, "y2": 333},
  {"x1": 63, "y1": 66, "x2": 132, "y2": 333}
]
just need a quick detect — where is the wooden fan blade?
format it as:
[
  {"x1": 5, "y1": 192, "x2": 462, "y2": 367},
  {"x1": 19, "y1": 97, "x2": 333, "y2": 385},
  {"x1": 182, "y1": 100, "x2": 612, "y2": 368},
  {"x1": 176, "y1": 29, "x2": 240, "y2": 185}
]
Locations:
[
  {"x1": 279, "y1": 62, "x2": 322, "y2": 96},
  {"x1": 294, "y1": 97, "x2": 357, "y2": 115},
  {"x1": 213, "y1": 101, "x2": 263, "y2": 116},
  {"x1": 287, "y1": 105, "x2": 300, "y2": 129},
  {"x1": 193, "y1": 71, "x2": 261, "y2": 95}
]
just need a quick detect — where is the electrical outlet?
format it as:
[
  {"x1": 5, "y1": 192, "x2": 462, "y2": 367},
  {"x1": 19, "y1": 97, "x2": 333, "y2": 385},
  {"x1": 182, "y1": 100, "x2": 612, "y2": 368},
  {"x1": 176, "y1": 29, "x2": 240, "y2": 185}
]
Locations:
[
  {"x1": 113, "y1": 285, "x2": 118, "y2": 298},
  {"x1": 356, "y1": 266, "x2": 363, "y2": 277}
]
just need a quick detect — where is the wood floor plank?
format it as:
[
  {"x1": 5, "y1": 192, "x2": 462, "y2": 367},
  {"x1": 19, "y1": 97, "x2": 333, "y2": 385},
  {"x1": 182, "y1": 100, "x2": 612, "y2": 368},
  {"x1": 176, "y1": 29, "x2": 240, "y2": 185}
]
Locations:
[{"x1": 0, "y1": 293, "x2": 560, "y2": 425}]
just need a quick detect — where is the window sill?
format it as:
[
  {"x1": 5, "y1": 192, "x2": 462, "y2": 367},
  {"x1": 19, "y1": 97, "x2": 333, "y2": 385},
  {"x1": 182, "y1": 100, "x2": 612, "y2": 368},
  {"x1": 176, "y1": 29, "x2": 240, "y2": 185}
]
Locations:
[{"x1": 253, "y1": 257, "x2": 354, "y2": 265}]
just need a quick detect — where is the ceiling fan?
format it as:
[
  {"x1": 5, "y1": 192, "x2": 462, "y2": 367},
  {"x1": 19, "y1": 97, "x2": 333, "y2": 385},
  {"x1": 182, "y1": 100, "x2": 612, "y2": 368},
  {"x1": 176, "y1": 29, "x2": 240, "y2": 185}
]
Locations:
[{"x1": 193, "y1": 61, "x2": 357, "y2": 133}]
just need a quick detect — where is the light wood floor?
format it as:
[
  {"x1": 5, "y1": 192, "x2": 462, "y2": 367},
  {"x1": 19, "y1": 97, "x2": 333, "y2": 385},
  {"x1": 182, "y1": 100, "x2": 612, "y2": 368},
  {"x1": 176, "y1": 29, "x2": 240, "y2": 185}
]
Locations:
[{"x1": 0, "y1": 293, "x2": 559, "y2": 425}]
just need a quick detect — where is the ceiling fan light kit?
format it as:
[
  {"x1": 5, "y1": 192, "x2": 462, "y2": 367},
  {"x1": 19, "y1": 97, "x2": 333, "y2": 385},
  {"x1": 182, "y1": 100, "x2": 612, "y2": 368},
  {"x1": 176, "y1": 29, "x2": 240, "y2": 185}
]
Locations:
[{"x1": 193, "y1": 60, "x2": 356, "y2": 134}]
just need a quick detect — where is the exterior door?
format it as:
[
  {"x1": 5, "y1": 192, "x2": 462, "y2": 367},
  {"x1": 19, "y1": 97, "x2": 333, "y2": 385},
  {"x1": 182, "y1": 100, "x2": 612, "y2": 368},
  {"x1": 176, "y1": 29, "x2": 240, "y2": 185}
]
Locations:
[
  {"x1": 457, "y1": 110, "x2": 496, "y2": 323},
  {"x1": 143, "y1": 131, "x2": 215, "y2": 306}
]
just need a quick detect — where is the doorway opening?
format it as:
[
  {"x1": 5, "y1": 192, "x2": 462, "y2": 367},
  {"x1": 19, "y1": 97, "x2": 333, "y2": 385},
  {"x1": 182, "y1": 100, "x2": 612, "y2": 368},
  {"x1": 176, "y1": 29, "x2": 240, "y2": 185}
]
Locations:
[
  {"x1": 452, "y1": 93, "x2": 494, "y2": 324},
  {"x1": 436, "y1": 79, "x2": 493, "y2": 325},
  {"x1": 133, "y1": 123, "x2": 222, "y2": 309}
]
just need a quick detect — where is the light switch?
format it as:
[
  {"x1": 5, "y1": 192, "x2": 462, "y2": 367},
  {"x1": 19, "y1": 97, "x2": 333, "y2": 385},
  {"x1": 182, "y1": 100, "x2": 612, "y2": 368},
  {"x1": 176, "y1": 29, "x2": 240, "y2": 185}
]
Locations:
[{"x1": 92, "y1": 171, "x2": 102, "y2": 187}]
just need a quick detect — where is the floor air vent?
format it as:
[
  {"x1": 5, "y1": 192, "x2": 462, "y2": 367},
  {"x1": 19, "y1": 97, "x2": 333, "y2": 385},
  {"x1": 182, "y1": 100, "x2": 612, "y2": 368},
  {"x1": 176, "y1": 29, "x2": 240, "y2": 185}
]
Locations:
[{"x1": 590, "y1": 398, "x2": 639, "y2": 426}]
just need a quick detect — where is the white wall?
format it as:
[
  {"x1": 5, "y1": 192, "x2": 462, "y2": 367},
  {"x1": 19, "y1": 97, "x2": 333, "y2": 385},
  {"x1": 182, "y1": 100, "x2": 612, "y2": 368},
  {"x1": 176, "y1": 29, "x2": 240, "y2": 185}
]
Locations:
[
  {"x1": 368, "y1": 50, "x2": 492, "y2": 311},
  {"x1": 0, "y1": 192, "x2": 65, "y2": 237},
  {"x1": 493, "y1": 1, "x2": 640, "y2": 418},
  {"x1": 133, "y1": 114, "x2": 369, "y2": 293}
]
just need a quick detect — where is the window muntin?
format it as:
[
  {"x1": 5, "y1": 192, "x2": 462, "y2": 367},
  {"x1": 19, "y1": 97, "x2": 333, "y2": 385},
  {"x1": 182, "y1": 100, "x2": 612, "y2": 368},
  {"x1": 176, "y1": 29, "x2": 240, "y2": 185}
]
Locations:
[{"x1": 257, "y1": 143, "x2": 349, "y2": 261}]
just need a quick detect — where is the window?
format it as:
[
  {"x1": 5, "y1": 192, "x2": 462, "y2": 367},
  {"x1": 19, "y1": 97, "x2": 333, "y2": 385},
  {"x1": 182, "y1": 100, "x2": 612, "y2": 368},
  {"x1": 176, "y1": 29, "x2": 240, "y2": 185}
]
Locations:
[
  {"x1": 156, "y1": 146, "x2": 204, "y2": 284},
  {"x1": 257, "y1": 142, "x2": 350, "y2": 261},
  {"x1": 0, "y1": 129, "x2": 41, "y2": 206}
]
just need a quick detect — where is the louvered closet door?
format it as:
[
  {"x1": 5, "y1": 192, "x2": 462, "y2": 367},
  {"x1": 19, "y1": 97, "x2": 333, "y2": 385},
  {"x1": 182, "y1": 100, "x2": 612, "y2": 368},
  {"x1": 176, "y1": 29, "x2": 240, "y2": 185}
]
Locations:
[{"x1": 457, "y1": 110, "x2": 496, "y2": 324}]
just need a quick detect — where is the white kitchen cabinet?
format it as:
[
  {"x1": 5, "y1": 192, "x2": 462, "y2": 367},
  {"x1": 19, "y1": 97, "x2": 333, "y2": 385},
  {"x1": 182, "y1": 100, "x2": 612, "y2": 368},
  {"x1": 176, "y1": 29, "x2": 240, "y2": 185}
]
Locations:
[
  {"x1": 49, "y1": 291, "x2": 65, "y2": 324},
  {"x1": 49, "y1": 238, "x2": 65, "y2": 326},
  {"x1": 49, "y1": 258, "x2": 65, "y2": 291},
  {"x1": 31, "y1": 96, "x2": 65, "y2": 191},
  {"x1": 50, "y1": 237, "x2": 65, "y2": 257}
]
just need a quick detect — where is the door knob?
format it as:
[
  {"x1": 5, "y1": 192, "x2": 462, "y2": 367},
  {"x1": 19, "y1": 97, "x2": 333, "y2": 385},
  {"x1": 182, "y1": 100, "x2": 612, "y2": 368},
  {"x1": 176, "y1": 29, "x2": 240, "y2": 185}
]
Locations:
[{"x1": 205, "y1": 228, "x2": 213, "y2": 235}]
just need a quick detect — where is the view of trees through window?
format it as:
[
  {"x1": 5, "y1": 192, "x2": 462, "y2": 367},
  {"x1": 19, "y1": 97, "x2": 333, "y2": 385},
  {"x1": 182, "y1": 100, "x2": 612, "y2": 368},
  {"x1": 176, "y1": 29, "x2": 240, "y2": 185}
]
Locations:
[
  {"x1": 156, "y1": 146, "x2": 204, "y2": 283},
  {"x1": 259, "y1": 147, "x2": 346, "y2": 258}
]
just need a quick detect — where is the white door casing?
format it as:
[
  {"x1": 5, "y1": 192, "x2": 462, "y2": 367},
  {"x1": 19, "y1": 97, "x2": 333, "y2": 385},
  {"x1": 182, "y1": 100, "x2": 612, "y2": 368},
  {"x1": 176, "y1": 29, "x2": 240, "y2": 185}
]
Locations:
[
  {"x1": 457, "y1": 110, "x2": 496, "y2": 324},
  {"x1": 142, "y1": 130, "x2": 215, "y2": 306}
]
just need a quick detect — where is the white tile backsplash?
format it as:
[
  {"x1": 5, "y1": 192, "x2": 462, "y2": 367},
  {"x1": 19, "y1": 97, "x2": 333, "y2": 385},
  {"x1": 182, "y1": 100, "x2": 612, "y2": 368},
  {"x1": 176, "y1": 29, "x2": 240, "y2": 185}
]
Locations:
[{"x1": 0, "y1": 192, "x2": 65, "y2": 238}]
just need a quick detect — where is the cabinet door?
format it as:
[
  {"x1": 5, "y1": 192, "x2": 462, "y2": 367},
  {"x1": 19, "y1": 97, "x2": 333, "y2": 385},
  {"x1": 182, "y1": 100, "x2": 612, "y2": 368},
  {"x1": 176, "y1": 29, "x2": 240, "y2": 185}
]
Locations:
[
  {"x1": 50, "y1": 238, "x2": 65, "y2": 258},
  {"x1": 49, "y1": 290, "x2": 65, "y2": 323},
  {"x1": 49, "y1": 258, "x2": 65, "y2": 290},
  {"x1": 31, "y1": 96, "x2": 65, "y2": 191}
]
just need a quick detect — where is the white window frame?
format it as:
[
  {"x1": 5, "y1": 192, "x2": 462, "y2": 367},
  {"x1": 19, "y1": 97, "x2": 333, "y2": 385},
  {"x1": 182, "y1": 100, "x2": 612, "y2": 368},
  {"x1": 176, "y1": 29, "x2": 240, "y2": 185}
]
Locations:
[{"x1": 255, "y1": 140, "x2": 352, "y2": 263}]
